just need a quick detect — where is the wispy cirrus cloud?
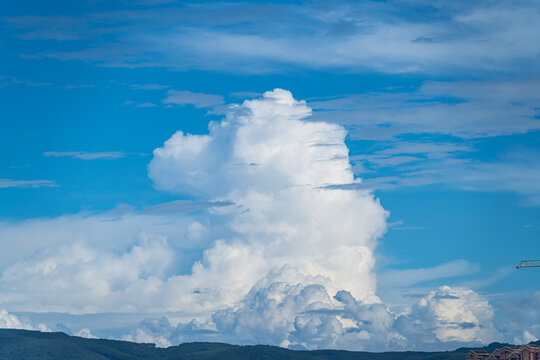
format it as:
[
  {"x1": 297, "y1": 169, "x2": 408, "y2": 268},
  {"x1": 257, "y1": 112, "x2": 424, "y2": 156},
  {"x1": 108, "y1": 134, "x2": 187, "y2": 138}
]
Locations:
[
  {"x1": 142, "y1": 200, "x2": 234, "y2": 215},
  {"x1": 331, "y1": 148, "x2": 540, "y2": 205},
  {"x1": 0, "y1": 179, "x2": 57, "y2": 189},
  {"x1": 135, "y1": 102, "x2": 158, "y2": 108},
  {"x1": 44, "y1": 151, "x2": 127, "y2": 160},
  {"x1": 378, "y1": 260, "x2": 480, "y2": 289},
  {"x1": 454, "y1": 152, "x2": 540, "y2": 206},
  {"x1": 162, "y1": 90, "x2": 224, "y2": 108},
  {"x1": 307, "y1": 77, "x2": 540, "y2": 204},
  {"x1": 130, "y1": 83, "x2": 169, "y2": 90},
  {"x1": 0, "y1": 75, "x2": 94, "y2": 89},
  {"x1": 310, "y1": 78, "x2": 540, "y2": 140},
  {"x1": 5, "y1": 1, "x2": 540, "y2": 74}
]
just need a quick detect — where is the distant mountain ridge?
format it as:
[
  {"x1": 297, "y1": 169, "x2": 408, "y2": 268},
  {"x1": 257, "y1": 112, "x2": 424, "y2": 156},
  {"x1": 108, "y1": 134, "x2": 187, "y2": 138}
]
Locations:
[{"x1": 1, "y1": 329, "x2": 538, "y2": 360}]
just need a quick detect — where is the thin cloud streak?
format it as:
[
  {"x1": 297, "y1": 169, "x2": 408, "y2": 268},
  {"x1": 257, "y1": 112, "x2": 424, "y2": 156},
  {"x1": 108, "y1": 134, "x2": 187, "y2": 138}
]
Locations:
[
  {"x1": 44, "y1": 151, "x2": 127, "y2": 160},
  {"x1": 0, "y1": 179, "x2": 58, "y2": 189},
  {"x1": 142, "y1": 200, "x2": 234, "y2": 215},
  {"x1": 162, "y1": 90, "x2": 224, "y2": 108},
  {"x1": 378, "y1": 260, "x2": 480, "y2": 288}
]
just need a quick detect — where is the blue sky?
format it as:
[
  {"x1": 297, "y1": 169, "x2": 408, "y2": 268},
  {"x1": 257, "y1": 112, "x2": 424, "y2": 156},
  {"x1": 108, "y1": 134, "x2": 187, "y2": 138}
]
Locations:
[{"x1": 1, "y1": 0, "x2": 540, "y2": 350}]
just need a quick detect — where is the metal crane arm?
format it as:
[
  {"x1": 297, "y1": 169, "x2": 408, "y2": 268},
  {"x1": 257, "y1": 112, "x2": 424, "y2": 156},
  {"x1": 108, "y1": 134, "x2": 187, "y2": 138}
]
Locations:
[{"x1": 516, "y1": 260, "x2": 540, "y2": 269}]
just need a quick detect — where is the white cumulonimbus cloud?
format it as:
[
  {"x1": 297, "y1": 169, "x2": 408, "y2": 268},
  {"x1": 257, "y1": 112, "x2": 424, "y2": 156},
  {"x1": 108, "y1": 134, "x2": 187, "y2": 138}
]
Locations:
[
  {"x1": 149, "y1": 88, "x2": 387, "y2": 305},
  {"x1": 0, "y1": 89, "x2": 499, "y2": 350}
]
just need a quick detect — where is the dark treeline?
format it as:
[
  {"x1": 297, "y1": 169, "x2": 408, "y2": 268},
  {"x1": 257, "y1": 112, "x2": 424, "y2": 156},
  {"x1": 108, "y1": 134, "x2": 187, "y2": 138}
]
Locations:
[{"x1": 1, "y1": 329, "x2": 539, "y2": 360}]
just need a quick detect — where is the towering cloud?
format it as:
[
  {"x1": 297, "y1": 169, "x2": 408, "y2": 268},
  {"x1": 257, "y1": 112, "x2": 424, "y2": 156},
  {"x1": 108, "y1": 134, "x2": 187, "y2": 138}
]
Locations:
[
  {"x1": 149, "y1": 89, "x2": 388, "y2": 306},
  {"x1": 143, "y1": 89, "x2": 497, "y2": 349},
  {"x1": 0, "y1": 89, "x2": 499, "y2": 350}
]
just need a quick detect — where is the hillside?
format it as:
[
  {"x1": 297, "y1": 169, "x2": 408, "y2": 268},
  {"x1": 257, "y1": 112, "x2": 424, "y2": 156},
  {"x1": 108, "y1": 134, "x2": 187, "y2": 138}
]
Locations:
[{"x1": 1, "y1": 329, "x2": 537, "y2": 360}]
